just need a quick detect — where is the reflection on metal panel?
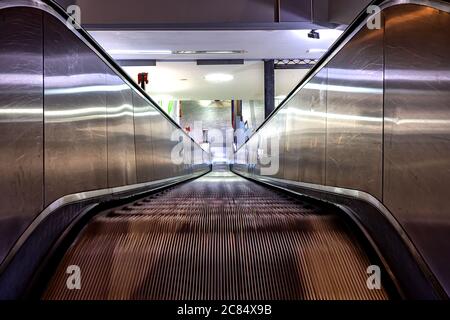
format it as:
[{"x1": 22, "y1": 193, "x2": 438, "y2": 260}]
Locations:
[
  {"x1": 133, "y1": 92, "x2": 156, "y2": 183},
  {"x1": 384, "y1": 4, "x2": 450, "y2": 294},
  {"x1": 274, "y1": 110, "x2": 286, "y2": 179},
  {"x1": 248, "y1": 135, "x2": 258, "y2": 176},
  {"x1": 151, "y1": 113, "x2": 170, "y2": 180},
  {"x1": 165, "y1": 122, "x2": 178, "y2": 178},
  {"x1": 44, "y1": 13, "x2": 108, "y2": 205},
  {"x1": 257, "y1": 117, "x2": 278, "y2": 177},
  {"x1": 283, "y1": 94, "x2": 301, "y2": 181},
  {"x1": 233, "y1": 0, "x2": 450, "y2": 297},
  {"x1": 0, "y1": 8, "x2": 44, "y2": 263},
  {"x1": 284, "y1": 68, "x2": 328, "y2": 184},
  {"x1": 106, "y1": 70, "x2": 136, "y2": 187},
  {"x1": 326, "y1": 27, "x2": 383, "y2": 200},
  {"x1": 0, "y1": 3, "x2": 210, "y2": 275}
]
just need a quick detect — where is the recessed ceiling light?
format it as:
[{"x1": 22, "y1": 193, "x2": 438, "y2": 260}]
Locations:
[
  {"x1": 306, "y1": 49, "x2": 327, "y2": 53},
  {"x1": 204, "y1": 73, "x2": 234, "y2": 83},
  {"x1": 199, "y1": 100, "x2": 212, "y2": 107},
  {"x1": 174, "y1": 50, "x2": 246, "y2": 55},
  {"x1": 109, "y1": 49, "x2": 172, "y2": 55}
]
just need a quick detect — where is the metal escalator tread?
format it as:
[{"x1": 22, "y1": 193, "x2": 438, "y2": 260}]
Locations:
[{"x1": 42, "y1": 171, "x2": 389, "y2": 300}]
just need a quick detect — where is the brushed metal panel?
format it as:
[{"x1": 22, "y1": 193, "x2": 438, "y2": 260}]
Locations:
[
  {"x1": 44, "y1": 13, "x2": 108, "y2": 205},
  {"x1": 150, "y1": 113, "x2": 171, "y2": 180},
  {"x1": 282, "y1": 94, "x2": 301, "y2": 181},
  {"x1": 170, "y1": 121, "x2": 184, "y2": 176},
  {"x1": 167, "y1": 122, "x2": 180, "y2": 177},
  {"x1": 162, "y1": 121, "x2": 176, "y2": 178},
  {"x1": 192, "y1": 144, "x2": 202, "y2": 173},
  {"x1": 248, "y1": 135, "x2": 258, "y2": 176},
  {"x1": 326, "y1": 26, "x2": 384, "y2": 199},
  {"x1": 106, "y1": 71, "x2": 136, "y2": 187},
  {"x1": 384, "y1": 4, "x2": 450, "y2": 294},
  {"x1": 133, "y1": 92, "x2": 155, "y2": 183},
  {"x1": 274, "y1": 110, "x2": 286, "y2": 179},
  {"x1": 283, "y1": 68, "x2": 328, "y2": 184},
  {"x1": 256, "y1": 114, "x2": 284, "y2": 177},
  {"x1": 0, "y1": 8, "x2": 43, "y2": 263}
]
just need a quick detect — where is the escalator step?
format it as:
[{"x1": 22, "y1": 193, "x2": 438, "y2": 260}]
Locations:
[{"x1": 42, "y1": 172, "x2": 389, "y2": 300}]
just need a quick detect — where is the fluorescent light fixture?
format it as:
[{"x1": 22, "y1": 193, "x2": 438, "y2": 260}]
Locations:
[
  {"x1": 109, "y1": 49, "x2": 246, "y2": 55},
  {"x1": 173, "y1": 50, "x2": 196, "y2": 55},
  {"x1": 307, "y1": 48, "x2": 327, "y2": 53},
  {"x1": 204, "y1": 73, "x2": 234, "y2": 83},
  {"x1": 199, "y1": 100, "x2": 212, "y2": 107},
  {"x1": 108, "y1": 49, "x2": 172, "y2": 55},
  {"x1": 174, "y1": 50, "x2": 246, "y2": 55}
]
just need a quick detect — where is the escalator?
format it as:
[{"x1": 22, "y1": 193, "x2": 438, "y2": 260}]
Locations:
[
  {"x1": 41, "y1": 167, "x2": 392, "y2": 300},
  {"x1": 0, "y1": 0, "x2": 449, "y2": 301}
]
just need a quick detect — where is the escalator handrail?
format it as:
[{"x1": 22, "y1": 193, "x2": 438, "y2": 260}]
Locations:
[{"x1": 235, "y1": 0, "x2": 450, "y2": 152}]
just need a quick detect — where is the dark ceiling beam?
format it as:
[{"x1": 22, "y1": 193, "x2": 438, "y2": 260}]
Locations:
[
  {"x1": 117, "y1": 60, "x2": 157, "y2": 67},
  {"x1": 327, "y1": 0, "x2": 373, "y2": 25},
  {"x1": 83, "y1": 21, "x2": 328, "y2": 31},
  {"x1": 54, "y1": 0, "x2": 339, "y2": 30},
  {"x1": 264, "y1": 60, "x2": 275, "y2": 119}
]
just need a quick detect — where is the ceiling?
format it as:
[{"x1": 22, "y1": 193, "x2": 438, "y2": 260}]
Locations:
[
  {"x1": 89, "y1": 29, "x2": 343, "y2": 61},
  {"x1": 58, "y1": 0, "x2": 373, "y2": 27},
  {"x1": 89, "y1": 27, "x2": 342, "y2": 101},
  {"x1": 123, "y1": 61, "x2": 308, "y2": 101}
]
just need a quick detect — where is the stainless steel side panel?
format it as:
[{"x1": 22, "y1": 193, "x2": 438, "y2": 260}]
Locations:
[
  {"x1": 150, "y1": 113, "x2": 171, "y2": 180},
  {"x1": 326, "y1": 27, "x2": 384, "y2": 200},
  {"x1": 44, "y1": 12, "x2": 108, "y2": 205},
  {"x1": 0, "y1": 8, "x2": 44, "y2": 263},
  {"x1": 284, "y1": 68, "x2": 328, "y2": 184},
  {"x1": 165, "y1": 122, "x2": 179, "y2": 177},
  {"x1": 167, "y1": 122, "x2": 180, "y2": 177},
  {"x1": 133, "y1": 92, "x2": 155, "y2": 183},
  {"x1": 232, "y1": 1, "x2": 450, "y2": 296},
  {"x1": 106, "y1": 71, "x2": 136, "y2": 187},
  {"x1": 282, "y1": 95, "x2": 301, "y2": 181},
  {"x1": 0, "y1": 2, "x2": 210, "y2": 274},
  {"x1": 257, "y1": 116, "x2": 281, "y2": 177},
  {"x1": 274, "y1": 109, "x2": 286, "y2": 179},
  {"x1": 248, "y1": 135, "x2": 258, "y2": 176},
  {"x1": 384, "y1": 4, "x2": 450, "y2": 294}
]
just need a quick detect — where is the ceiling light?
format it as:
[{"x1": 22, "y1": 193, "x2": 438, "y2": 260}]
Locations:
[
  {"x1": 204, "y1": 73, "x2": 234, "y2": 83},
  {"x1": 306, "y1": 49, "x2": 327, "y2": 53},
  {"x1": 173, "y1": 50, "x2": 246, "y2": 55},
  {"x1": 199, "y1": 100, "x2": 212, "y2": 107},
  {"x1": 109, "y1": 49, "x2": 172, "y2": 55},
  {"x1": 173, "y1": 50, "x2": 196, "y2": 55}
]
